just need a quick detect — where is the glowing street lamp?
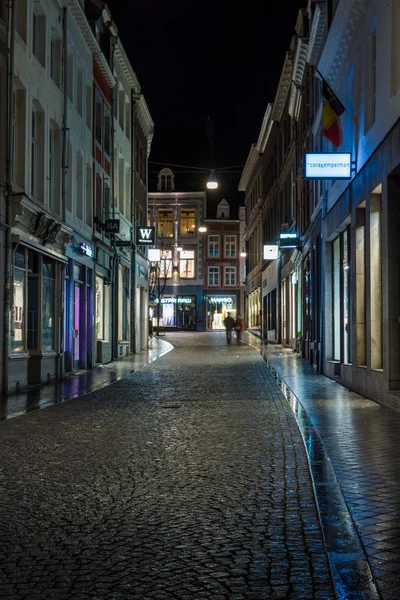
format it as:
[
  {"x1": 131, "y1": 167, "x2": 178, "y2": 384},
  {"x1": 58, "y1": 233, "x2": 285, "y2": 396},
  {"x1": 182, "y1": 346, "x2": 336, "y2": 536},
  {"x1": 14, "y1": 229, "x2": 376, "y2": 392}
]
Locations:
[
  {"x1": 240, "y1": 248, "x2": 247, "y2": 257},
  {"x1": 198, "y1": 225, "x2": 207, "y2": 233},
  {"x1": 206, "y1": 170, "x2": 218, "y2": 189}
]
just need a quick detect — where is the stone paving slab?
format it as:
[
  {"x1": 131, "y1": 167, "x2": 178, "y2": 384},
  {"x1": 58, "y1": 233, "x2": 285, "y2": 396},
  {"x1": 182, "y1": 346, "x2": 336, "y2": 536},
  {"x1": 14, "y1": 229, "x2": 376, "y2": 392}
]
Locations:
[
  {"x1": 247, "y1": 335, "x2": 400, "y2": 600},
  {"x1": 0, "y1": 332, "x2": 335, "y2": 599}
]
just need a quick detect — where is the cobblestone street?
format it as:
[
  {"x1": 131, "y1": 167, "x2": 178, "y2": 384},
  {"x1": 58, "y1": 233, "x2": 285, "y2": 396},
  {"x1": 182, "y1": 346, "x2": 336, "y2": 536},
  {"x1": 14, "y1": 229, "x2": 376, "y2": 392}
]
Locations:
[{"x1": 0, "y1": 333, "x2": 335, "y2": 600}]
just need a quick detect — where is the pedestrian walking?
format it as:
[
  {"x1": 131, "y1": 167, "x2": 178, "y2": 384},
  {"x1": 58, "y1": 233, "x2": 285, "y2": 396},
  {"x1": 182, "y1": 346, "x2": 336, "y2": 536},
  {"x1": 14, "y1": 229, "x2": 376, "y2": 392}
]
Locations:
[
  {"x1": 235, "y1": 313, "x2": 245, "y2": 343},
  {"x1": 223, "y1": 312, "x2": 235, "y2": 344}
]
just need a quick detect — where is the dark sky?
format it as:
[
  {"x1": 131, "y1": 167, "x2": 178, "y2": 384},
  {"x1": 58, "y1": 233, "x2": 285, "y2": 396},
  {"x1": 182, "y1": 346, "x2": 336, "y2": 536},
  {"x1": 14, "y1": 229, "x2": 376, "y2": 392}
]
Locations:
[{"x1": 106, "y1": 0, "x2": 305, "y2": 203}]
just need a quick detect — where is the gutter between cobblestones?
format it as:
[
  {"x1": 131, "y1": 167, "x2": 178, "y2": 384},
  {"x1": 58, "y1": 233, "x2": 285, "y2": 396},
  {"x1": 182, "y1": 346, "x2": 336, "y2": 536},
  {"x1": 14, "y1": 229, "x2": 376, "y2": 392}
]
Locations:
[{"x1": 245, "y1": 338, "x2": 380, "y2": 600}]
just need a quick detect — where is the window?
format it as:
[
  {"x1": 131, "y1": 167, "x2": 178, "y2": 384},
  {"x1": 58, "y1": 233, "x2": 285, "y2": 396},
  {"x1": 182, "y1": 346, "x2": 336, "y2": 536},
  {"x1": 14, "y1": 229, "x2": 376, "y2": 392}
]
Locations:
[
  {"x1": 208, "y1": 235, "x2": 219, "y2": 258},
  {"x1": 225, "y1": 235, "x2": 236, "y2": 258},
  {"x1": 104, "y1": 181, "x2": 110, "y2": 215},
  {"x1": 370, "y1": 189, "x2": 382, "y2": 369},
  {"x1": 96, "y1": 275, "x2": 110, "y2": 341},
  {"x1": 119, "y1": 88, "x2": 124, "y2": 130},
  {"x1": 118, "y1": 264, "x2": 130, "y2": 341},
  {"x1": 119, "y1": 158, "x2": 124, "y2": 214},
  {"x1": 32, "y1": 10, "x2": 46, "y2": 67},
  {"x1": 208, "y1": 266, "x2": 219, "y2": 286},
  {"x1": 86, "y1": 85, "x2": 92, "y2": 129},
  {"x1": 160, "y1": 250, "x2": 172, "y2": 278},
  {"x1": 365, "y1": 31, "x2": 376, "y2": 132},
  {"x1": 50, "y1": 38, "x2": 62, "y2": 87},
  {"x1": 180, "y1": 210, "x2": 195, "y2": 235},
  {"x1": 76, "y1": 154, "x2": 83, "y2": 221},
  {"x1": 95, "y1": 173, "x2": 102, "y2": 232},
  {"x1": 16, "y1": 0, "x2": 27, "y2": 41},
  {"x1": 77, "y1": 70, "x2": 83, "y2": 116},
  {"x1": 225, "y1": 267, "x2": 236, "y2": 286},
  {"x1": 11, "y1": 250, "x2": 25, "y2": 352},
  {"x1": 125, "y1": 99, "x2": 131, "y2": 140},
  {"x1": 179, "y1": 250, "x2": 195, "y2": 278},
  {"x1": 95, "y1": 89, "x2": 102, "y2": 145},
  {"x1": 161, "y1": 174, "x2": 172, "y2": 191},
  {"x1": 13, "y1": 87, "x2": 26, "y2": 187},
  {"x1": 67, "y1": 54, "x2": 73, "y2": 102},
  {"x1": 86, "y1": 164, "x2": 92, "y2": 227},
  {"x1": 331, "y1": 227, "x2": 352, "y2": 364},
  {"x1": 42, "y1": 257, "x2": 55, "y2": 350},
  {"x1": 104, "y1": 106, "x2": 111, "y2": 155},
  {"x1": 356, "y1": 205, "x2": 366, "y2": 365},
  {"x1": 31, "y1": 108, "x2": 44, "y2": 201},
  {"x1": 125, "y1": 167, "x2": 131, "y2": 221},
  {"x1": 49, "y1": 125, "x2": 61, "y2": 214},
  {"x1": 65, "y1": 141, "x2": 72, "y2": 212},
  {"x1": 27, "y1": 250, "x2": 39, "y2": 350},
  {"x1": 158, "y1": 211, "x2": 173, "y2": 237}
]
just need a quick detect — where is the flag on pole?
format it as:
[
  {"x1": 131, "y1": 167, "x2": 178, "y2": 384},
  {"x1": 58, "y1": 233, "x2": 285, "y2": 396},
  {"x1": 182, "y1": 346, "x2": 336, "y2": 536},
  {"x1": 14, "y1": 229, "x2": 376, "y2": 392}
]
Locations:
[{"x1": 321, "y1": 76, "x2": 345, "y2": 147}]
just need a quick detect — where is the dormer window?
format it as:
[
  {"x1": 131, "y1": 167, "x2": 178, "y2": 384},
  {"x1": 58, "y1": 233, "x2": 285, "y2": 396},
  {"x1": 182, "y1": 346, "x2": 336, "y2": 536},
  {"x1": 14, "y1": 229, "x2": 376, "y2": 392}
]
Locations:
[
  {"x1": 217, "y1": 198, "x2": 230, "y2": 219},
  {"x1": 157, "y1": 168, "x2": 175, "y2": 191}
]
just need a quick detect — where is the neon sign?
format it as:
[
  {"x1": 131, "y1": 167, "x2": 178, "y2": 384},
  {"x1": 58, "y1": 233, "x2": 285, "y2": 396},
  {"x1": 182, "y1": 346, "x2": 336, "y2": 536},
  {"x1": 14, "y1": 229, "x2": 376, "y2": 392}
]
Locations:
[
  {"x1": 79, "y1": 242, "x2": 93, "y2": 258},
  {"x1": 208, "y1": 297, "x2": 233, "y2": 304}
]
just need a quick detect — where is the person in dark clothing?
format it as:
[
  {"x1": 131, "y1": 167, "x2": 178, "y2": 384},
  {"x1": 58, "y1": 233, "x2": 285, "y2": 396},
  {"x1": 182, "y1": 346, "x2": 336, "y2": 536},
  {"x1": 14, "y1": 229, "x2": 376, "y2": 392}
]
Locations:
[
  {"x1": 223, "y1": 312, "x2": 235, "y2": 344},
  {"x1": 235, "y1": 314, "x2": 245, "y2": 343}
]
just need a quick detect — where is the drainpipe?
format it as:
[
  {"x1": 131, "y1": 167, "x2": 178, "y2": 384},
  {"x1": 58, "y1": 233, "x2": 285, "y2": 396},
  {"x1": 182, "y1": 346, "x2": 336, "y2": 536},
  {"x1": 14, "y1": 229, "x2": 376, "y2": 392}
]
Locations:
[
  {"x1": 59, "y1": 6, "x2": 68, "y2": 382},
  {"x1": 3, "y1": 0, "x2": 15, "y2": 395}
]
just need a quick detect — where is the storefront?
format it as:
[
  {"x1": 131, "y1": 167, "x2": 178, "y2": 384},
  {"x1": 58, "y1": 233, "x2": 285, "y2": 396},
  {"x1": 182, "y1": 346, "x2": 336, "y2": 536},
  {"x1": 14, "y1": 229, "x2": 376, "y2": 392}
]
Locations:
[
  {"x1": 64, "y1": 237, "x2": 94, "y2": 372},
  {"x1": 9, "y1": 241, "x2": 67, "y2": 391},
  {"x1": 205, "y1": 294, "x2": 238, "y2": 330},
  {"x1": 152, "y1": 295, "x2": 196, "y2": 330},
  {"x1": 95, "y1": 246, "x2": 113, "y2": 364}
]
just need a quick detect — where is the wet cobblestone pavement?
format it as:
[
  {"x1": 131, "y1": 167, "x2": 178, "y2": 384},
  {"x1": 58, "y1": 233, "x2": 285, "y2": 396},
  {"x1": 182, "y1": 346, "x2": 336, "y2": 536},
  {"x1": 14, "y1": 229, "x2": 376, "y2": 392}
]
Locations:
[{"x1": 0, "y1": 332, "x2": 335, "y2": 599}]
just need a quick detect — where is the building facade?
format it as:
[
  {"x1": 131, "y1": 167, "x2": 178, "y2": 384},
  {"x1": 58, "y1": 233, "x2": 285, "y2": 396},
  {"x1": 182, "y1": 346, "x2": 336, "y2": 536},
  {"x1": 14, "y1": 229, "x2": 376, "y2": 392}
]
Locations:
[
  {"x1": 204, "y1": 199, "x2": 242, "y2": 329},
  {"x1": 148, "y1": 169, "x2": 206, "y2": 331},
  {"x1": 4, "y1": 0, "x2": 152, "y2": 393}
]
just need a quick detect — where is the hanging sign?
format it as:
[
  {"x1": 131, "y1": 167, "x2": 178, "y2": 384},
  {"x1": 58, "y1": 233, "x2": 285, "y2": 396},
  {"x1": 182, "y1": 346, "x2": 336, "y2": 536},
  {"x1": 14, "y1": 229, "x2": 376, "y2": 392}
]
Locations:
[
  {"x1": 263, "y1": 245, "x2": 279, "y2": 260},
  {"x1": 304, "y1": 152, "x2": 352, "y2": 179},
  {"x1": 105, "y1": 219, "x2": 120, "y2": 234},
  {"x1": 136, "y1": 226, "x2": 155, "y2": 245}
]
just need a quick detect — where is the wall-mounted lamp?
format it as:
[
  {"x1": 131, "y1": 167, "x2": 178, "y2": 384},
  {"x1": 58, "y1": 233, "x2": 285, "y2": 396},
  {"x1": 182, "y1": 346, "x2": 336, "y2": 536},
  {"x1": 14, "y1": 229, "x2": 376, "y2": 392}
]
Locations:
[
  {"x1": 198, "y1": 225, "x2": 207, "y2": 233},
  {"x1": 177, "y1": 246, "x2": 183, "y2": 252},
  {"x1": 240, "y1": 249, "x2": 247, "y2": 257}
]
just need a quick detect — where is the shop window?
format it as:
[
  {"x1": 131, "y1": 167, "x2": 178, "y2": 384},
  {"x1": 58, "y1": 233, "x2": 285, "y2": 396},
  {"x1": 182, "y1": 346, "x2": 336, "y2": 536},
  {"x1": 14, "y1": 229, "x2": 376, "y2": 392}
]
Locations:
[
  {"x1": 158, "y1": 211, "x2": 173, "y2": 237},
  {"x1": 208, "y1": 266, "x2": 219, "y2": 286},
  {"x1": 356, "y1": 205, "x2": 366, "y2": 365},
  {"x1": 225, "y1": 266, "x2": 236, "y2": 286},
  {"x1": 225, "y1": 235, "x2": 236, "y2": 258},
  {"x1": 11, "y1": 250, "x2": 25, "y2": 352},
  {"x1": 332, "y1": 227, "x2": 352, "y2": 364},
  {"x1": 179, "y1": 210, "x2": 195, "y2": 235},
  {"x1": 179, "y1": 250, "x2": 195, "y2": 278},
  {"x1": 118, "y1": 264, "x2": 130, "y2": 342},
  {"x1": 42, "y1": 257, "x2": 55, "y2": 350},
  {"x1": 370, "y1": 188, "x2": 382, "y2": 369},
  {"x1": 208, "y1": 235, "x2": 219, "y2": 257},
  {"x1": 96, "y1": 275, "x2": 110, "y2": 341}
]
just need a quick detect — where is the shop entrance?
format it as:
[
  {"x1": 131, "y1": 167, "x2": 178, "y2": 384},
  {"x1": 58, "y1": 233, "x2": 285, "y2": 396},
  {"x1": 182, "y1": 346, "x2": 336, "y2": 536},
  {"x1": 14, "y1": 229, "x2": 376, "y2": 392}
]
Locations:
[{"x1": 73, "y1": 282, "x2": 83, "y2": 369}]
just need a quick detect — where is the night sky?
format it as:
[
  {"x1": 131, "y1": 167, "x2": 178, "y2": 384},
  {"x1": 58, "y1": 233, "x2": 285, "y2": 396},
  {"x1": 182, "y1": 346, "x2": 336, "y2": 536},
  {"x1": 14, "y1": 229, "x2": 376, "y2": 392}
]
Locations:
[{"x1": 106, "y1": 0, "x2": 305, "y2": 205}]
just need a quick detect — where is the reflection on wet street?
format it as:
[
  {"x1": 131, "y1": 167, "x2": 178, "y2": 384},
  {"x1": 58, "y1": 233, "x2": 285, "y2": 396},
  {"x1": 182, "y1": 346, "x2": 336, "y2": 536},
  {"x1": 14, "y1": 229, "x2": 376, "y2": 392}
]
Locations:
[{"x1": 0, "y1": 337, "x2": 172, "y2": 421}]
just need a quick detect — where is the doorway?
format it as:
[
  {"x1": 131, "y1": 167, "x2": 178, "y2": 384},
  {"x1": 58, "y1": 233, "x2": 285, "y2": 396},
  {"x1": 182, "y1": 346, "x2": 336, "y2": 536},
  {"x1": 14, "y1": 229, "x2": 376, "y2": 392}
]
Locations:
[{"x1": 73, "y1": 282, "x2": 82, "y2": 369}]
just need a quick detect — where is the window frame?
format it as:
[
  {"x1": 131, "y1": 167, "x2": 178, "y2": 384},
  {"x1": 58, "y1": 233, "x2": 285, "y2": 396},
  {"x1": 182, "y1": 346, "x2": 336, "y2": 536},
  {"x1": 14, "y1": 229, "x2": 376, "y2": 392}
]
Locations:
[
  {"x1": 208, "y1": 266, "x2": 220, "y2": 286},
  {"x1": 224, "y1": 266, "x2": 236, "y2": 286},
  {"x1": 208, "y1": 235, "x2": 220, "y2": 258},
  {"x1": 224, "y1": 235, "x2": 236, "y2": 258}
]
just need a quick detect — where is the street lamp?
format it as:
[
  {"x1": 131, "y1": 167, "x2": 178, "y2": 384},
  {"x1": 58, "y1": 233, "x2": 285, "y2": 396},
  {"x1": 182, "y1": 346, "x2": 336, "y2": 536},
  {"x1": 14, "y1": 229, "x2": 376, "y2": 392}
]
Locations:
[
  {"x1": 198, "y1": 225, "x2": 207, "y2": 233},
  {"x1": 240, "y1": 248, "x2": 247, "y2": 257},
  {"x1": 207, "y1": 170, "x2": 218, "y2": 189}
]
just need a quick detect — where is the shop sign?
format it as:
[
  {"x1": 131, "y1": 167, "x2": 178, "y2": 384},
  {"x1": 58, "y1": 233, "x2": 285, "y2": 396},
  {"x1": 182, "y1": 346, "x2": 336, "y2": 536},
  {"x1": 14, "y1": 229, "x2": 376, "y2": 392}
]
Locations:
[
  {"x1": 115, "y1": 240, "x2": 132, "y2": 248},
  {"x1": 304, "y1": 152, "x2": 352, "y2": 179},
  {"x1": 263, "y1": 245, "x2": 279, "y2": 260},
  {"x1": 208, "y1": 297, "x2": 233, "y2": 304},
  {"x1": 156, "y1": 297, "x2": 193, "y2": 304},
  {"x1": 136, "y1": 226, "x2": 155, "y2": 245},
  {"x1": 78, "y1": 242, "x2": 93, "y2": 258},
  {"x1": 280, "y1": 233, "x2": 300, "y2": 248},
  {"x1": 105, "y1": 219, "x2": 120, "y2": 234}
]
